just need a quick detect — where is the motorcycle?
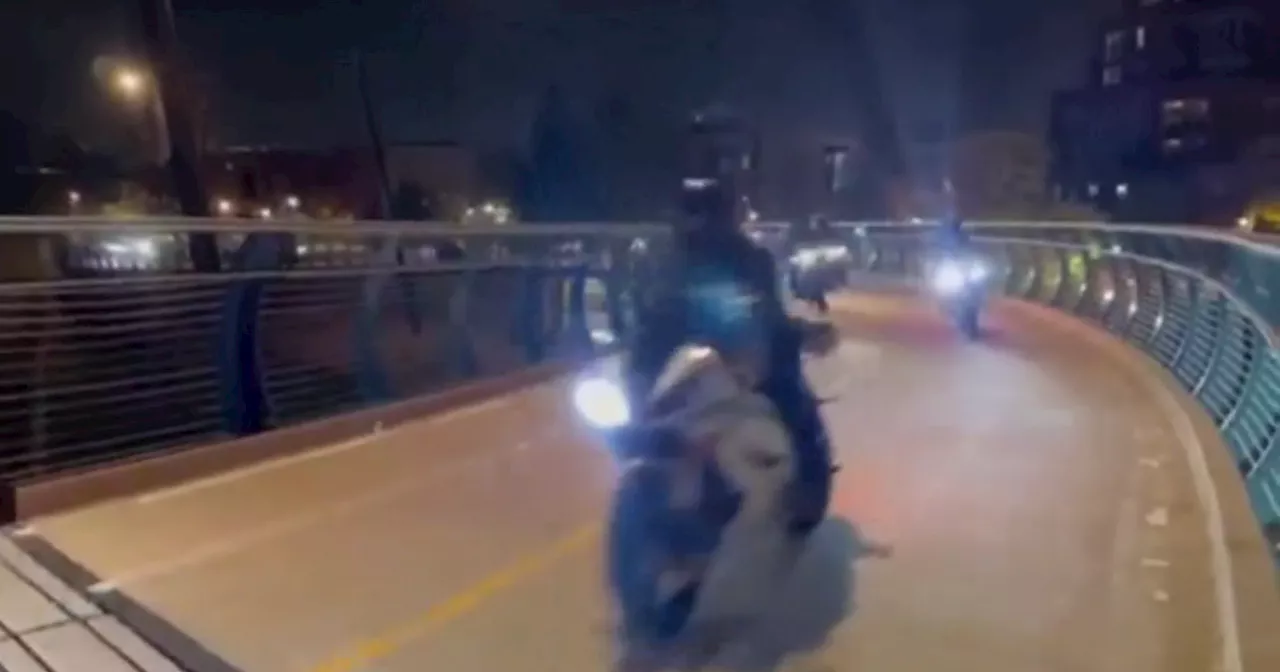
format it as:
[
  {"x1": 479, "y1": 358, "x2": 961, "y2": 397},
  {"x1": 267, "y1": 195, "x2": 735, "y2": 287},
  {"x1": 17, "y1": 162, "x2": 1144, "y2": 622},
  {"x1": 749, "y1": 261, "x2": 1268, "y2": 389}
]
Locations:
[
  {"x1": 574, "y1": 343, "x2": 827, "y2": 657},
  {"x1": 927, "y1": 253, "x2": 989, "y2": 340},
  {"x1": 787, "y1": 244, "x2": 849, "y2": 314}
]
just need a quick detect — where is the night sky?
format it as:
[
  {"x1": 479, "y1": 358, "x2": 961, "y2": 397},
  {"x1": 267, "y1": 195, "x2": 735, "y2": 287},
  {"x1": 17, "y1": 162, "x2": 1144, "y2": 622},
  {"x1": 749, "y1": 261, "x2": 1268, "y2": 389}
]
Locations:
[{"x1": 0, "y1": 0, "x2": 1117, "y2": 154}]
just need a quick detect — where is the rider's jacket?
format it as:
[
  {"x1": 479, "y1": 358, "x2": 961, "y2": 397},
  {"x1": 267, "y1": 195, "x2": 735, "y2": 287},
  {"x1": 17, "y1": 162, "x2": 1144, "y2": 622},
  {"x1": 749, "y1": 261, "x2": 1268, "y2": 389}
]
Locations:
[{"x1": 625, "y1": 229, "x2": 831, "y2": 529}]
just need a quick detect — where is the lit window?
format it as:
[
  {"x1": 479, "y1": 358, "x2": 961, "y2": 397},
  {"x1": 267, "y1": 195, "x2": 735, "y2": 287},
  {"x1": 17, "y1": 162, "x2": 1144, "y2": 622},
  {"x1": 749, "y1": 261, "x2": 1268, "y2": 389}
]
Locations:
[
  {"x1": 1136, "y1": 26, "x2": 1146, "y2": 50},
  {"x1": 1102, "y1": 66, "x2": 1122, "y2": 86},
  {"x1": 1104, "y1": 31, "x2": 1125, "y2": 62},
  {"x1": 1162, "y1": 98, "x2": 1210, "y2": 126},
  {"x1": 1088, "y1": 183, "x2": 1100, "y2": 197},
  {"x1": 1163, "y1": 138, "x2": 1184, "y2": 152},
  {"x1": 823, "y1": 147, "x2": 850, "y2": 193}
]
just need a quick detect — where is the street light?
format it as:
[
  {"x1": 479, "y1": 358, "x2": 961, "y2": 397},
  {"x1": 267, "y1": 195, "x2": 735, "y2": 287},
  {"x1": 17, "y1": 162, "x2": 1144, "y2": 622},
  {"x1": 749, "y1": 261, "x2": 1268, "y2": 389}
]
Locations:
[
  {"x1": 95, "y1": 58, "x2": 150, "y2": 102},
  {"x1": 115, "y1": 67, "x2": 146, "y2": 99}
]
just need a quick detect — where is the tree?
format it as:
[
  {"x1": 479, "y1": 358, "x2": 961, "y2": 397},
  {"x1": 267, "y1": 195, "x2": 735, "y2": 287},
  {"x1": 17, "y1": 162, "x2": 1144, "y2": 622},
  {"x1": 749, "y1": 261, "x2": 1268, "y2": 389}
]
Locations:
[
  {"x1": 0, "y1": 110, "x2": 39, "y2": 214},
  {"x1": 1237, "y1": 137, "x2": 1280, "y2": 227},
  {"x1": 947, "y1": 131, "x2": 1052, "y2": 219},
  {"x1": 390, "y1": 181, "x2": 432, "y2": 220},
  {"x1": 0, "y1": 110, "x2": 33, "y2": 169}
]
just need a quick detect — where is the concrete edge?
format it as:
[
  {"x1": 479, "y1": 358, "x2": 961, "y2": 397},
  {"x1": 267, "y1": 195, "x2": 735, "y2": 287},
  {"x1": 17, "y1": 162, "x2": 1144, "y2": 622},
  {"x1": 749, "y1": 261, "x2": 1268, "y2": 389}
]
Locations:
[
  {"x1": 1003, "y1": 299, "x2": 1280, "y2": 672},
  {"x1": 3, "y1": 359, "x2": 582, "y2": 522},
  {"x1": 6, "y1": 530, "x2": 240, "y2": 672}
]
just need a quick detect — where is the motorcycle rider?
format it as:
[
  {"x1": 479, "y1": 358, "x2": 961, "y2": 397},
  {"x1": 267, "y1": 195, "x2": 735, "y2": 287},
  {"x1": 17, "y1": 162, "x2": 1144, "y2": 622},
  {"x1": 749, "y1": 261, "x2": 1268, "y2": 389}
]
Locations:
[
  {"x1": 624, "y1": 167, "x2": 832, "y2": 539},
  {"x1": 933, "y1": 211, "x2": 971, "y2": 253},
  {"x1": 789, "y1": 213, "x2": 836, "y2": 313}
]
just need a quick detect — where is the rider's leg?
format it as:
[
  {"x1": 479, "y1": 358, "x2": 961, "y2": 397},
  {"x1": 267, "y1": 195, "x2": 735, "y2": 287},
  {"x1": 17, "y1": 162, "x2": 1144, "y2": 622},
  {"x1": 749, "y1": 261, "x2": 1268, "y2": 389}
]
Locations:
[{"x1": 760, "y1": 355, "x2": 832, "y2": 534}]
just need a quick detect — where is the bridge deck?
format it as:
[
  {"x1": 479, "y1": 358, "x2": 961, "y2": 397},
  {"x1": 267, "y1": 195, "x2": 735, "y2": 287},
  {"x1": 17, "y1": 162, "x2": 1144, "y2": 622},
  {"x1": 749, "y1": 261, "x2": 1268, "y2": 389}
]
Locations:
[{"x1": 8, "y1": 295, "x2": 1236, "y2": 672}]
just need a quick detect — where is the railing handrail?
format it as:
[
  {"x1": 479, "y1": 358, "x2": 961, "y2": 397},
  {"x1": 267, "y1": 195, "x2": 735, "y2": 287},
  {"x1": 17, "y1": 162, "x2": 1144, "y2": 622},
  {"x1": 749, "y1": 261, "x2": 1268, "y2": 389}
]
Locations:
[
  {"x1": 4, "y1": 215, "x2": 1277, "y2": 260},
  {"x1": 976, "y1": 234, "x2": 1280, "y2": 350},
  {"x1": 831, "y1": 219, "x2": 1280, "y2": 260},
  {"x1": 0, "y1": 216, "x2": 671, "y2": 237}
]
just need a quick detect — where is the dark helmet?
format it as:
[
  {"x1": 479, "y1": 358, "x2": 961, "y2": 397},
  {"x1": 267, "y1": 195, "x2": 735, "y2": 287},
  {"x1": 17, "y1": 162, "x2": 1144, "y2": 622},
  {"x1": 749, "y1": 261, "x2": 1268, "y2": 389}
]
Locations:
[{"x1": 681, "y1": 107, "x2": 751, "y2": 241}]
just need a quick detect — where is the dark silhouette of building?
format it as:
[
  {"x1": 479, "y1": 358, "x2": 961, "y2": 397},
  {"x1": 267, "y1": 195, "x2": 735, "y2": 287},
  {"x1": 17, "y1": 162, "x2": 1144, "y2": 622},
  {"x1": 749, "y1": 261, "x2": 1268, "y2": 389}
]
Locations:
[
  {"x1": 201, "y1": 147, "x2": 383, "y2": 219},
  {"x1": 1050, "y1": 0, "x2": 1280, "y2": 223}
]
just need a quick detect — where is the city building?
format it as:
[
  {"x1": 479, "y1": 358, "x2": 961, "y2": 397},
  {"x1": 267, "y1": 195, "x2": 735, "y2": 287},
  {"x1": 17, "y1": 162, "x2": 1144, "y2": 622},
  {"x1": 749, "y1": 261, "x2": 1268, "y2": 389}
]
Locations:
[{"x1": 1049, "y1": 0, "x2": 1280, "y2": 224}]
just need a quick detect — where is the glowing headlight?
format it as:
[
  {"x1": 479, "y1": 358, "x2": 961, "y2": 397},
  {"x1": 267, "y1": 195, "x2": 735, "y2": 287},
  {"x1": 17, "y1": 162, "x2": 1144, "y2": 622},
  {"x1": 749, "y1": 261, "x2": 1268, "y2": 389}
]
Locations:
[
  {"x1": 931, "y1": 261, "x2": 967, "y2": 295},
  {"x1": 573, "y1": 377, "x2": 630, "y2": 428}
]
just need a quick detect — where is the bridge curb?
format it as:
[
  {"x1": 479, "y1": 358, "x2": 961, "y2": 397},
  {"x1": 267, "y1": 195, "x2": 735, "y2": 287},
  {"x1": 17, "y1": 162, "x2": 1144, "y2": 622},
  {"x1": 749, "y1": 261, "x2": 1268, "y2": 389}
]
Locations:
[
  {"x1": 2, "y1": 358, "x2": 587, "y2": 523},
  {"x1": 4, "y1": 529, "x2": 241, "y2": 672},
  {"x1": 1005, "y1": 298, "x2": 1280, "y2": 672}
]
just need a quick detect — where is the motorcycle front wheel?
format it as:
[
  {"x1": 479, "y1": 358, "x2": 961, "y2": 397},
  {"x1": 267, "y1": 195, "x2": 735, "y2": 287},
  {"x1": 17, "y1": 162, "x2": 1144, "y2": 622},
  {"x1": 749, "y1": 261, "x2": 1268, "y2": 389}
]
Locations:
[
  {"x1": 957, "y1": 304, "x2": 980, "y2": 340},
  {"x1": 607, "y1": 464, "x2": 701, "y2": 644}
]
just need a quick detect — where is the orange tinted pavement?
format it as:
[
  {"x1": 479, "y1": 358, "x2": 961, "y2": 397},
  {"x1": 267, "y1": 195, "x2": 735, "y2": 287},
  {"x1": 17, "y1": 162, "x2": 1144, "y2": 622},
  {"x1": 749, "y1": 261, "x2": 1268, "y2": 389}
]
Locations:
[{"x1": 9, "y1": 293, "x2": 1265, "y2": 672}]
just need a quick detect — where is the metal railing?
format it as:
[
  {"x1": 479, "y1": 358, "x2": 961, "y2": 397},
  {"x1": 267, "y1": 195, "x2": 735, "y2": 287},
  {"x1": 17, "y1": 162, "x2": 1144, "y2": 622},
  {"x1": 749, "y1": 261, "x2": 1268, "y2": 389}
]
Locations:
[
  {"x1": 0, "y1": 218, "x2": 669, "y2": 481},
  {"x1": 832, "y1": 221, "x2": 1280, "y2": 563}
]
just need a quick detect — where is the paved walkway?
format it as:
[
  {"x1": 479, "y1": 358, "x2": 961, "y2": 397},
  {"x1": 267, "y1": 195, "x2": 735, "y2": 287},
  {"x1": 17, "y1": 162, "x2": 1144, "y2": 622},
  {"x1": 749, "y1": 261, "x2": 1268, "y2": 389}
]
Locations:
[
  {"x1": 0, "y1": 532, "x2": 179, "y2": 671},
  {"x1": 4, "y1": 293, "x2": 1275, "y2": 671}
]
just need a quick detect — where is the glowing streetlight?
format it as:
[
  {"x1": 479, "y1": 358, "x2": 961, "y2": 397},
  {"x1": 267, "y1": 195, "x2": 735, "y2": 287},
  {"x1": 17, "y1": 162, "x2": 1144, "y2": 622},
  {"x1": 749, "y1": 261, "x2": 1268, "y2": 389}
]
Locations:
[
  {"x1": 114, "y1": 67, "x2": 147, "y2": 99},
  {"x1": 284, "y1": 195, "x2": 301, "y2": 210},
  {"x1": 214, "y1": 198, "x2": 234, "y2": 216},
  {"x1": 258, "y1": 207, "x2": 273, "y2": 219},
  {"x1": 67, "y1": 190, "x2": 82, "y2": 206}
]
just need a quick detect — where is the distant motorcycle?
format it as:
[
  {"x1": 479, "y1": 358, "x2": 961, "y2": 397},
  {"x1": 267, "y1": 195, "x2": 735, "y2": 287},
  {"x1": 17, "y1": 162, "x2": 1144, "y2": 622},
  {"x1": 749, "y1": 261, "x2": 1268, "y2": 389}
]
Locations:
[
  {"x1": 787, "y1": 244, "x2": 849, "y2": 314},
  {"x1": 927, "y1": 253, "x2": 989, "y2": 340}
]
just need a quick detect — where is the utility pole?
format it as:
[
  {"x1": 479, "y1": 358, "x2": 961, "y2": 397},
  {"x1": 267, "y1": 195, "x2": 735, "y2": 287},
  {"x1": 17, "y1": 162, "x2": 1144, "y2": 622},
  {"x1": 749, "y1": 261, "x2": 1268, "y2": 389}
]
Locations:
[
  {"x1": 136, "y1": 0, "x2": 221, "y2": 272},
  {"x1": 354, "y1": 50, "x2": 393, "y2": 219}
]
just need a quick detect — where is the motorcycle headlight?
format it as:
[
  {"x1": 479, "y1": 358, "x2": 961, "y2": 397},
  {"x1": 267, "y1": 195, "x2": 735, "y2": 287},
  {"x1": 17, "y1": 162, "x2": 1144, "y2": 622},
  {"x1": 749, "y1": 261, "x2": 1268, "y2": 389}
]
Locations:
[
  {"x1": 573, "y1": 377, "x2": 631, "y2": 429},
  {"x1": 931, "y1": 261, "x2": 967, "y2": 295}
]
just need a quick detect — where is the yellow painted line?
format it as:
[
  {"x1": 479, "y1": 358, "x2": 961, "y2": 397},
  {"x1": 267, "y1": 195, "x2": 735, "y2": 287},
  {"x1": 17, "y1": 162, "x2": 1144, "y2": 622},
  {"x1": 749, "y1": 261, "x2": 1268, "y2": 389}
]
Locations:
[{"x1": 308, "y1": 523, "x2": 601, "y2": 672}]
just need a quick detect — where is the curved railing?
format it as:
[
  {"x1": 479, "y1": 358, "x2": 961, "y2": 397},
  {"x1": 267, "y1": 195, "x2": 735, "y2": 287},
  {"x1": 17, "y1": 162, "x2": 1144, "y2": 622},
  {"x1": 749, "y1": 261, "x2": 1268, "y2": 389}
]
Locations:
[
  {"x1": 831, "y1": 221, "x2": 1280, "y2": 563},
  {"x1": 0, "y1": 218, "x2": 669, "y2": 488}
]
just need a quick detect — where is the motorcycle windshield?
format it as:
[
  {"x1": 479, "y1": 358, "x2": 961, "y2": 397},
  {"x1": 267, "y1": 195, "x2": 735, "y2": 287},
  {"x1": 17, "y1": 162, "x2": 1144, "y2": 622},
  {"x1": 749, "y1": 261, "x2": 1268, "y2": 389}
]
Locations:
[{"x1": 648, "y1": 344, "x2": 727, "y2": 417}]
